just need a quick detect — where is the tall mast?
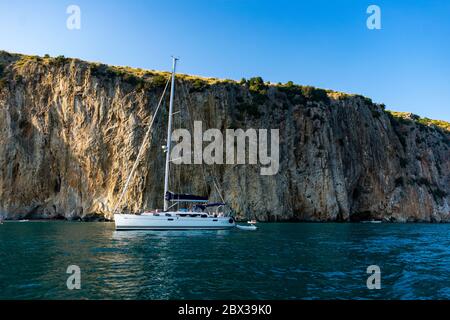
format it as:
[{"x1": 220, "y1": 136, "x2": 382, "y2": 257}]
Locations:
[{"x1": 163, "y1": 57, "x2": 178, "y2": 211}]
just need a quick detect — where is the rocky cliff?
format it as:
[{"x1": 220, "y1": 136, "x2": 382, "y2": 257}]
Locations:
[{"x1": 0, "y1": 51, "x2": 449, "y2": 222}]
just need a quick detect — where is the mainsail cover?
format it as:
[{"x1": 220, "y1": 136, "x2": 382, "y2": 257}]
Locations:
[
  {"x1": 165, "y1": 191, "x2": 208, "y2": 203},
  {"x1": 193, "y1": 203, "x2": 226, "y2": 210}
]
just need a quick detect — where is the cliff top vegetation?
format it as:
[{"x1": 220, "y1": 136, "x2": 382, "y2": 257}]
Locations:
[{"x1": 1, "y1": 50, "x2": 448, "y2": 132}]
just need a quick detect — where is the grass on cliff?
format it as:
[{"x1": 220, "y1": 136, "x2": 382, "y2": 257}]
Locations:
[
  {"x1": 2, "y1": 51, "x2": 449, "y2": 129},
  {"x1": 276, "y1": 80, "x2": 330, "y2": 104},
  {"x1": 387, "y1": 111, "x2": 450, "y2": 132},
  {"x1": 6, "y1": 52, "x2": 367, "y2": 103}
]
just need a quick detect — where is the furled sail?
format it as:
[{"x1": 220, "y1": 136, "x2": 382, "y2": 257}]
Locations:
[{"x1": 193, "y1": 203, "x2": 226, "y2": 211}]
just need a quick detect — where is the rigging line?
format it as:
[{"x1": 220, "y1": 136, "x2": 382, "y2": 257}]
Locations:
[
  {"x1": 173, "y1": 93, "x2": 182, "y2": 211},
  {"x1": 212, "y1": 175, "x2": 226, "y2": 204},
  {"x1": 177, "y1": 100, "x2": 182, "y2": 211},
  {"x1": 112, "y1": 77, "x2": 171, "y2": 215}
]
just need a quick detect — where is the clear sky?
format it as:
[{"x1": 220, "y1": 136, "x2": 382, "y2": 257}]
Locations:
[{"x1": 1, "y1": 0, "x2": 449, "y2": 121}]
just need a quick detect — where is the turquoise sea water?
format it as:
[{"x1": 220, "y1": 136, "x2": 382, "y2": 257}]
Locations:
[{"x1": 0, "y1": 221, "x2": 449, "y2": 300}]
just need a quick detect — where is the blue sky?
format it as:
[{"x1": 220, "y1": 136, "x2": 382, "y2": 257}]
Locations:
[{"x1": 0, "y1": 0, "x2": 449, "y2": 121}]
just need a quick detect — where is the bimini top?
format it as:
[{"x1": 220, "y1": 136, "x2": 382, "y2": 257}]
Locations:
[{"x1": 165, "y1": 191, "x2": 208, "y2": 203}]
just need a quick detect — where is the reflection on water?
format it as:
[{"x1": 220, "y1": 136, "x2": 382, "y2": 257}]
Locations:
[
  {"x1": 112, "y1": 229, "x2": 232, "y2": 241},
  {"x1": 0, "y1": 221, "x2": 449, "y2": 299}
]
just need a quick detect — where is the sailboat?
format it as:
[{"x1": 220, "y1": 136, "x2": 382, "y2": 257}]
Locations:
[{"x1": 114, "y1": 58, "x2": 236, "y2": 230}]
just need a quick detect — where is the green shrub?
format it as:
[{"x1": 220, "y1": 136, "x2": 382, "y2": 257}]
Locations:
[
  {"x1": 90, "y1": 64, "x2": 121, "y2": 79},
  {"x1": 0, "y1": 63, "x2": 4, "y2": 78},
  {"x1": 90, "y1": 64, "x2": 156, "y2": 91},
  {"x1": 278, "y1": 83, "x2": 329, "y2": 104},
  {"x1": 221, "y1": 79, "x2": 235, "y2": 84},
  {"x1": 386, "y1": 110, "x2": 449, "y2": 132},
  {"x1": 151, "y1": 74, "x2": 168, "y2": 87},
  {"x1": 355, "y1": 95, "x2": 373, "y2": 106},
  {"x1": 243, "y1": 77, "x2": 268, "y2": 104},
  {"x1": 248, "y1": 77, "x2": 267, "y2": 94},
  {"x1": 301, "y1": 86, "x2": 329, "y2": 103},
  {"x1": 278, "y1": 84, "x2": 304, "y2": 104},
  {"x1": 285, "y1": 81, "x2": 294, "y2": 87},
  {"x1": 122, "y1": 73, "x2": 140, "y2": 86},
  {"x1": 417, "y1": 117, "x2": 450, "y2": 132},
  {"x1": 89, "y1": 64, "x2": 102, "y2": 77},
  {"x1": 190, "y1": 79, "x2": 206, "y2": 92},
  {"x1": 108, "y1": 67, "x2": 125, "y2": 78},
  {"x1": 54, "y1": 55, "x2": 68, "y2": 66}
]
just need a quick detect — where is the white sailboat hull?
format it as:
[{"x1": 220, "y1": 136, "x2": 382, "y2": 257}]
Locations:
[{"x1": 114, "y1": 213, "x2": 236, "y2": 230}]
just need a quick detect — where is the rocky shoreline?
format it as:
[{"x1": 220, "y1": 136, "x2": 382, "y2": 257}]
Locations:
[{"x1": 2, "y1": 217, "x2": 449, "y2": 223}]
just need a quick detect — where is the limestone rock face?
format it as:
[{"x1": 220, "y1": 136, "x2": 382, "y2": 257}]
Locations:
[{"x1": 0, "y1": 51, "x2": 449, "y2": 221}]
